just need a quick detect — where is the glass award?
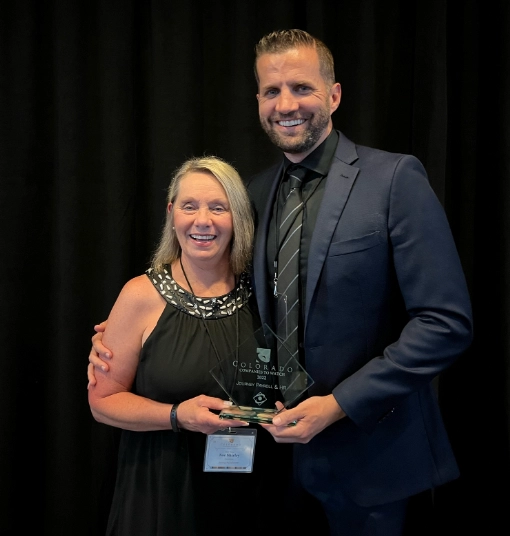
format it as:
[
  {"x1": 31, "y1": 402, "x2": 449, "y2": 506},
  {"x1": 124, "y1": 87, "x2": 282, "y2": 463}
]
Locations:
[{"x1": 209, "y1": 324, "x2": 314, "y2": 424}]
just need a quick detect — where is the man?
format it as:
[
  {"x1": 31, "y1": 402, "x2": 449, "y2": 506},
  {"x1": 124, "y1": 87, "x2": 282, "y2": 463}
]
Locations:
[{"x1": 89, "y1": 30, "x2": 473, "y2": 535}]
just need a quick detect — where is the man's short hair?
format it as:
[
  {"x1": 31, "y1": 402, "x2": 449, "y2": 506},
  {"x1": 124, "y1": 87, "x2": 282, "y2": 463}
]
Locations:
[{"x1": 254, "y1": 29, "x2": 336, "y2": 86}]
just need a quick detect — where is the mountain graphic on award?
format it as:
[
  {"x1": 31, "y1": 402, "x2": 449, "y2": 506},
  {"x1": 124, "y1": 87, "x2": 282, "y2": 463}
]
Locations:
[{"x1": 210, "y1": 324, "x2": 314, "y2": 425}]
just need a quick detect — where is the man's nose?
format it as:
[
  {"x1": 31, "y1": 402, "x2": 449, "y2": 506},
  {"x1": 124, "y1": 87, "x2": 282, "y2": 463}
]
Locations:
[{"x1": 275, "y1": 89, "x2": 299, "y2": 114}]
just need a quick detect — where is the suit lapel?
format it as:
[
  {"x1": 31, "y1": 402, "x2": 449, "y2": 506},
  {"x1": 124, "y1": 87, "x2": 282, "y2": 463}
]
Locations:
[
  {"x1": 252, "y1": 132, "x2": 360, "y2": 331},
  {"x1": 304, "y1": 136, "x2": 360, "y2": 325},
  {"x1": 253, "y1": 162, "x2": 284, "y2": 328}
]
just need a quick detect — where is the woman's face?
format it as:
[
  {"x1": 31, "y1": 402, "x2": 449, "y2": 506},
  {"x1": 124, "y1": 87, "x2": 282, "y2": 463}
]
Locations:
[{"x1": 169, "y1": 172, "x2": 233, "y2": 269}]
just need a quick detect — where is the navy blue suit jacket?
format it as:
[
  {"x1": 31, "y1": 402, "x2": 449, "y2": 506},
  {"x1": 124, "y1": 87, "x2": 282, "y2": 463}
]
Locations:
[{"x1": 246, "y1": 131, "x2": 473, "y2": 507}]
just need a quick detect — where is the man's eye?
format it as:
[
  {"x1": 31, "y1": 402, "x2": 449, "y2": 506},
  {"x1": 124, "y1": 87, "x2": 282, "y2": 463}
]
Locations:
[{"x1": 265, "y1": 89, "x2": 278, "y2": 97}]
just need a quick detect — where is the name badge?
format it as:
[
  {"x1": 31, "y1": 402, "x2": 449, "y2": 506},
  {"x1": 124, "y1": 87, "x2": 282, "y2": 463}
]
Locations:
[{"x1": 203, "y1": 428, "x2": 257, "y2": 473}]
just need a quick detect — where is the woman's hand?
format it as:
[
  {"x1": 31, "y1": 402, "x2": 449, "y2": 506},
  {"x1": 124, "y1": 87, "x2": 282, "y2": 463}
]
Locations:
[{"x1": 176, "y1": 395, "x2": 248, "y2": 435}]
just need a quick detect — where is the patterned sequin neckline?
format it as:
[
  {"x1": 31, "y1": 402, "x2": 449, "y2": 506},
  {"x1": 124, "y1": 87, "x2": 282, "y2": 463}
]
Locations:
[{"x1": 146, "y1": 265, "x2": 251, "y2": 319}]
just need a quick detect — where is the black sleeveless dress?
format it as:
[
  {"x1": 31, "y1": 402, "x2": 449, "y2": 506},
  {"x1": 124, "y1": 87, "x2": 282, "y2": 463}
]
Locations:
[{"x1": 105, "y1": 267, "x2": 293, "y2": 535}]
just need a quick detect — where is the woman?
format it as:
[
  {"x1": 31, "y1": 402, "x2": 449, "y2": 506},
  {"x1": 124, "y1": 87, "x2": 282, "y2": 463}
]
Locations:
[{"x1": 88, "y1": 156, "x2": 291, "y2": 535}]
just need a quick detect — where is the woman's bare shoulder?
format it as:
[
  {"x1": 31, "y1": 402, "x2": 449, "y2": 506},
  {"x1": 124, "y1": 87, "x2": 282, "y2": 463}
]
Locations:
[{"x1": 112, "y1": 273, "x2": 162, "y2": 315}]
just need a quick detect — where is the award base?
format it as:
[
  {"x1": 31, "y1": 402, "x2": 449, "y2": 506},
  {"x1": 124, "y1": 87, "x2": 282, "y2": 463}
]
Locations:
[{"x1": 219, "y1": 406, "x2": 297, "y2": 426}]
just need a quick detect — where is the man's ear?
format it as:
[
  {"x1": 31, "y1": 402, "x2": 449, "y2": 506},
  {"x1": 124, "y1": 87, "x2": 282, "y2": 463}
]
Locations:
[{"x1": 330, "y1": 82, "x2": 342, "y2": 113}]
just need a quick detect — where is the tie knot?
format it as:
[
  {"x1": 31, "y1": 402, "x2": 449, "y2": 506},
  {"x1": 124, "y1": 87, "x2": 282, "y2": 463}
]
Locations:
[{"x1": 287, "y1": 165, "x2": 306, "y2": 190}]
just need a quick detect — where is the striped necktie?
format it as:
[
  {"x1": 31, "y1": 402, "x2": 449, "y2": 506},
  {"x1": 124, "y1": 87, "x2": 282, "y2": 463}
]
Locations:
[{"x1": 276, "y1": 165, "x2": 306, "y2": 364}]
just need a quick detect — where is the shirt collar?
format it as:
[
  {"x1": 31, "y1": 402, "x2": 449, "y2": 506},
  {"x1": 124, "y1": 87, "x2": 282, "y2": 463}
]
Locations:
[{"x1": 283, "y1": 129, "x2": 338, "y2": 177}]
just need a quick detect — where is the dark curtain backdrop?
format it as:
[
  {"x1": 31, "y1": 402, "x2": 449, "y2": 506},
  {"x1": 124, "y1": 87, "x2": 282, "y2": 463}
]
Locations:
[{"x1": 1, "y1": 1, "x2": 508, "y2": 534}]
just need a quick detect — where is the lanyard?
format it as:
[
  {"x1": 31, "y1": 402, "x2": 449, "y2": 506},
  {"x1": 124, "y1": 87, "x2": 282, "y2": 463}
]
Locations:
[{"x1": 179, "y1": 257, "x2": 240, "y2": 383}]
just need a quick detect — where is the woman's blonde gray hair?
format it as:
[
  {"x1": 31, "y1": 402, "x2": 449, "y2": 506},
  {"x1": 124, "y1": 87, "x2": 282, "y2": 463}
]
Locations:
[{"x1": 151, "y1": 156, "x2": 254, "y2": 275}]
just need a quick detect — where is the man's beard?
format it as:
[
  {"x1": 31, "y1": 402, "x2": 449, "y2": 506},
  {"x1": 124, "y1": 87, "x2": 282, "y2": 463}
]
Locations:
[{"x1": 260, "y1": 107, "x2": 331, "y2": 154}]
